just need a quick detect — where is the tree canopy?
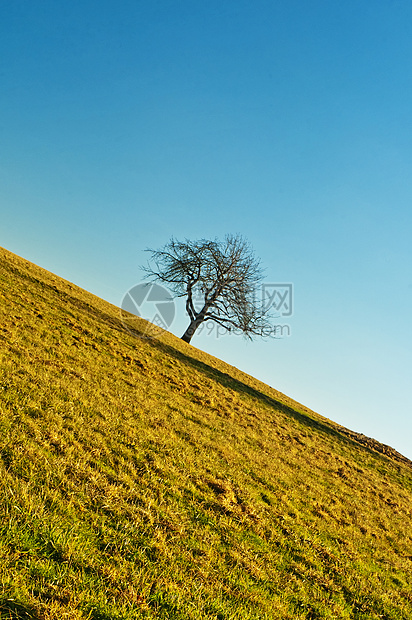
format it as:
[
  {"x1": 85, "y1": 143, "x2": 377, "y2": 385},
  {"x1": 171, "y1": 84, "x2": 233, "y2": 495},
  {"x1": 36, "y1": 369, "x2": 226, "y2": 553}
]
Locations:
[{"x1": 143, "y1": 235, "x2": 273, "y2": 343}]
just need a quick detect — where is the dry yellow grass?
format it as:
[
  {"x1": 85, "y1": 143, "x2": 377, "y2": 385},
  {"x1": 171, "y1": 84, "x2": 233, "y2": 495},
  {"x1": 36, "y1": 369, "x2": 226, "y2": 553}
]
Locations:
[{"x1": 0, "y1": 246, "x2": 411, "y2": 619}]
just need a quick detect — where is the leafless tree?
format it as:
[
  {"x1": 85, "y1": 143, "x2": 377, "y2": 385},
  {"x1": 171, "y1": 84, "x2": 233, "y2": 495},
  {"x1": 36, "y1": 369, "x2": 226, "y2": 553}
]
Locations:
[{"x1": 143, "y1": 234, "x2": 273, "y2": 344}]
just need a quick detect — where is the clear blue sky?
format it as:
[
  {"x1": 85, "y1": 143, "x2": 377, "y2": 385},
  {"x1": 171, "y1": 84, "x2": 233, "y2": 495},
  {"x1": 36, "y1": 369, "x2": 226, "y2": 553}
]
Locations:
[{"x1": 1, "y1": 1, "x2": 412, "y2": 459}]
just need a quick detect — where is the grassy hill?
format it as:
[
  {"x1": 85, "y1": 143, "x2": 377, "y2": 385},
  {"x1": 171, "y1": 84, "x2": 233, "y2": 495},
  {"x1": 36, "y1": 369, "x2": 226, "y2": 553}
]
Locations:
[{"x1": 0, "y1": 245, "x2": 411, "y2": 620}]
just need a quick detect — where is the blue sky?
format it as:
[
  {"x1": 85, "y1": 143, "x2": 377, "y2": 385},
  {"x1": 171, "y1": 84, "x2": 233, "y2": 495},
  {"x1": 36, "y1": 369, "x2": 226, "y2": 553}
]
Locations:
[{"x1": 1, "y1": 1, "x2": 412, "y2": 459}]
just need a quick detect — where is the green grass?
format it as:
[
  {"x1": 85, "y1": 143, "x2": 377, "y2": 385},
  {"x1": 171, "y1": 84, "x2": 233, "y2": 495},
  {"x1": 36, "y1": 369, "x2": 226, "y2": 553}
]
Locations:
[{"x1": 0, "y1": 245, "x2": 411, "y2": 619}]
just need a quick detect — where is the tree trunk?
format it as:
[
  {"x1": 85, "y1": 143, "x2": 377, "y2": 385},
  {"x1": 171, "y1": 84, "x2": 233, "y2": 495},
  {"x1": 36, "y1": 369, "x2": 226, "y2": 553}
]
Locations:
[{"x1": 181, "y1": 318, "x2": 203, "y2": 343}]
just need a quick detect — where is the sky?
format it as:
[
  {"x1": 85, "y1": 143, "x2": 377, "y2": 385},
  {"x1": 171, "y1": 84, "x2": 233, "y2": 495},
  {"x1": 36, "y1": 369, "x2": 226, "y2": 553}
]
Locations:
[{"x1": 1, "y1": 0, "x2": 411, "y2": 459}]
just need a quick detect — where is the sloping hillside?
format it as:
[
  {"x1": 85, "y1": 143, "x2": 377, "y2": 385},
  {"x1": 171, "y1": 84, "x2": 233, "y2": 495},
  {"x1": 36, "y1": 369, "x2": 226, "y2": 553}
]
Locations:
[{"x1": 0, "y1": 246, "x2": 411, "y2": 620}]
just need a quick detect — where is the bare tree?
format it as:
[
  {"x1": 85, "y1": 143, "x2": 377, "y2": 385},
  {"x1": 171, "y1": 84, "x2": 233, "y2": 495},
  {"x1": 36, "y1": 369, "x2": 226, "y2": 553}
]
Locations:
[{"x1": 143, "y1": 234, "x2": 272, "y2": 344}]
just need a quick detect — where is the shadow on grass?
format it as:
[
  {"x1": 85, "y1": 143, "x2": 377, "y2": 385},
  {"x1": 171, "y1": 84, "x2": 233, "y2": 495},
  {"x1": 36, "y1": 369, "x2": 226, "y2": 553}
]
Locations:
[
  {"x1": 0, "y1": 599, "x2": 40, "y2": 620},
  {"x1": 154, "y1": 339, "x2": 341, "y2": 437},
  {"x1": 151, "y1": 338, "x2": 412, "y2": 469},
  {"x1": 56, "y1": 276, "x2": 410, "y2": 469},
  {"x1": 19, "y1": 263, "x2": 409, "y2": 470}
]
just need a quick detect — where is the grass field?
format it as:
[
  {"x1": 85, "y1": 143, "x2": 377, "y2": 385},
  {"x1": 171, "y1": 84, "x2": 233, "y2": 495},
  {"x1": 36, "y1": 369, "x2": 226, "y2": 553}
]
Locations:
[{"x1": 0, "y1": 245, "x2": 411, "y2": 619}]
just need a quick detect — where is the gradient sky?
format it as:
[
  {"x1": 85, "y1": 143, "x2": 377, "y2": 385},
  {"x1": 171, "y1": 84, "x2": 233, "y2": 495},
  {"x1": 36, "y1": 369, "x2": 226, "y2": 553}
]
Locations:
[{"x1": 1, "y1": 1, "x2": 412, "y2": 459}]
